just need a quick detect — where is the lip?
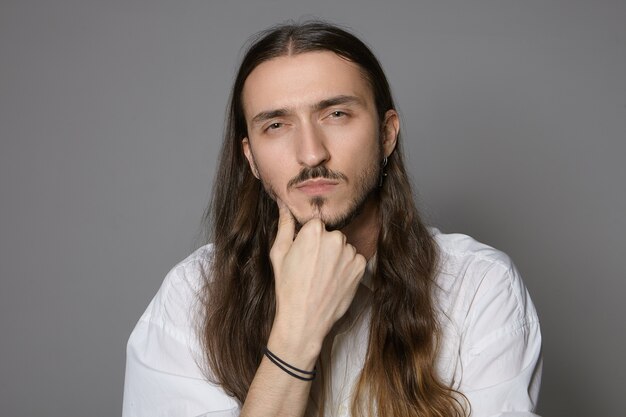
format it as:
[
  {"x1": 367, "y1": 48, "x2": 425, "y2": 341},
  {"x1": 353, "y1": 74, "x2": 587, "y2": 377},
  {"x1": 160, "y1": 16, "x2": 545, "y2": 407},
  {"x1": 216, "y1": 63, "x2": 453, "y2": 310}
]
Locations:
[{"x1": 295, "y1": 179, "x2": 340, "y2": 195}]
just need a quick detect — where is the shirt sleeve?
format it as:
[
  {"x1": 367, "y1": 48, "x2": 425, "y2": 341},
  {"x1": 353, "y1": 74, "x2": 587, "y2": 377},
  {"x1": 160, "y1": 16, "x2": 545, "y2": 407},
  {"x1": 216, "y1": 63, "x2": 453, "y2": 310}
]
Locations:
[
  {"x1": 122, "y1": 256, "x2": 240, "y2": 417},
  {"x1": 458, "y1": 259, "x2": 543, "y2": 417}
]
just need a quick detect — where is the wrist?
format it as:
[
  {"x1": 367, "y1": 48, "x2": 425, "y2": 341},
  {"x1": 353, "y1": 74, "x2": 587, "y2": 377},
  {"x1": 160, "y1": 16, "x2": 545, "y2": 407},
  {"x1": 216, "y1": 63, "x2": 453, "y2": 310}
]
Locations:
[
  {"x1": 267, "y1": 321, "x2": 321, "y2": 371},
  {"x1": 263, "y1": 346, "x2": 317, "y2": 381}
]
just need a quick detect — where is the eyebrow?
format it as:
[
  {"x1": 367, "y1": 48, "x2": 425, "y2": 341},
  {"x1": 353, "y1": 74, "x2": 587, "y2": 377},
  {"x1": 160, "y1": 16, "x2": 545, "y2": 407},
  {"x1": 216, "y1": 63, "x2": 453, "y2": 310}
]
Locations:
[
  {"x1": 250, "y1": 95, "x2": 364, "y2": 126},
  {"x1": 313, "y1": 95, "x2": 364, "y2": 112}
]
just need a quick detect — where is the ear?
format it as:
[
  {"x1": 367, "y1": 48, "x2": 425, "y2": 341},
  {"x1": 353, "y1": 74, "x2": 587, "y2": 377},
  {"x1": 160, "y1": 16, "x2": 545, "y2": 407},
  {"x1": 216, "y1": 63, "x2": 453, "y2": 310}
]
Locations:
[
  {"x1": 242, "y1": 137, "x2": 260, "y2": 179},
  {"x1": 381, "y1": 109, "x2": 400, "y2": 158}
]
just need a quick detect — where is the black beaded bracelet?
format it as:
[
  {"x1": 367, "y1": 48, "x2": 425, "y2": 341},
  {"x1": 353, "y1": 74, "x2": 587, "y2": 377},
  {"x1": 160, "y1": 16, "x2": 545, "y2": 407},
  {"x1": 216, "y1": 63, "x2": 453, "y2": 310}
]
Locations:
[{"x1": 263, "y1": 347, "x2": 316, "y2": 381}]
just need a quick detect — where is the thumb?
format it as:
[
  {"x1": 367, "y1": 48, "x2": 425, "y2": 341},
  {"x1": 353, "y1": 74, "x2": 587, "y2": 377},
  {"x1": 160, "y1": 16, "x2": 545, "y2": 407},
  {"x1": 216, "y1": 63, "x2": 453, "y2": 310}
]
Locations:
[{"x1": 271, "y1": 199, "x2": 295, "y2": 258}]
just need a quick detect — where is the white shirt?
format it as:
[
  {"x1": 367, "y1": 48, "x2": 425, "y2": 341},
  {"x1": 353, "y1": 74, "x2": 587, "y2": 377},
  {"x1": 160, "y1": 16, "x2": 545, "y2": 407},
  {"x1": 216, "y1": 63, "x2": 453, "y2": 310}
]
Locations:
[{"x1": 123, "y1": 230, "x2": 542, "y2": 417}]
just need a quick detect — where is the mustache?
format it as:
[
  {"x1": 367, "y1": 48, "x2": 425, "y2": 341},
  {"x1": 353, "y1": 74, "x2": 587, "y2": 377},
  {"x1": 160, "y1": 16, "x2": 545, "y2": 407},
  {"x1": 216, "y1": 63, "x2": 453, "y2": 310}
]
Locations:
[{"x1": 287, "y1": 165, "x2": 347, "y2": 188}]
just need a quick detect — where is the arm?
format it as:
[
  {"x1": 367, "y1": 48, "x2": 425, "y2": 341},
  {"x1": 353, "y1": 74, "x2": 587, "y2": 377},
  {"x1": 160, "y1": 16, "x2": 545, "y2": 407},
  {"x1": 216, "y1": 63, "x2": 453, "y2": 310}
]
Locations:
[
  {"x1": 240, "y1": 200, "x2": 366, "y2": 417},
  {"x1": 459, "y1": 260, "x2": 543, "y2": 416},
  {"x1": 123, "y1": 201, "x2": 365, "y2": 417}
]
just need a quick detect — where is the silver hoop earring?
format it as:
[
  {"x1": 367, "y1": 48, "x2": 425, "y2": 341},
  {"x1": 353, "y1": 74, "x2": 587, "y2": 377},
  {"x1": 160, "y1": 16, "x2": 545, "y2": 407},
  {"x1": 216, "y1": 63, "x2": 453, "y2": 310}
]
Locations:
[{"x1": 379, "y1": 157, "x2": 388, "y2": 187}]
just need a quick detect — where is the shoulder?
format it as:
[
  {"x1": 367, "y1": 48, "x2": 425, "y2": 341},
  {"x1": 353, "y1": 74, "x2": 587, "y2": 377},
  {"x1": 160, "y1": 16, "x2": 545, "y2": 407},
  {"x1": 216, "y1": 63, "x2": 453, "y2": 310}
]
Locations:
[
  {"x1": 137, "y1": 244, "x2": 214, "y2": 335},
  {"x1": 431, "y1": 229, "x2": 542, "y2": 390},
  {"x1": 433, "y1": 229, "x2": 516, "y2": 280},
  {"x1": 124, "y1": 244, "x2": 240, "y2": 416},
  {"x1": 430, "y1": 228, "x2": 538, "y2": 343},
  {"x1": 432, "y1": 229, "x2": 523, "y2": 300}
]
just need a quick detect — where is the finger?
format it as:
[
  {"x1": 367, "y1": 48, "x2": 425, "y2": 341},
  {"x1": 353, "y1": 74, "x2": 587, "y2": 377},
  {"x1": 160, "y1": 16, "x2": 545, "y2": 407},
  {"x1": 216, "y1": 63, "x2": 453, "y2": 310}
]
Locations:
[{"x1": 273, "y1": 198, "x2": 295, "y2": 252}]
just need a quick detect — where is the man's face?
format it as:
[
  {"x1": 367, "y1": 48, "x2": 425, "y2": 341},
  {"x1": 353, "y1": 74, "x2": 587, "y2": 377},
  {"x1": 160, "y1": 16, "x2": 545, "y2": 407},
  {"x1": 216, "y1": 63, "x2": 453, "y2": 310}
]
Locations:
[{"x1": 241, "y1": 51, "x2": 398, "y2": 229}]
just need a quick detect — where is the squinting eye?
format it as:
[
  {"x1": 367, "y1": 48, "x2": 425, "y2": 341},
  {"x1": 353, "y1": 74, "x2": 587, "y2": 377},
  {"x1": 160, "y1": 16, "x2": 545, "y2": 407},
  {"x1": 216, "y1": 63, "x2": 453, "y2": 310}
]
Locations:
[
  {"x1": 330, "y1": 111, "x2": 346, "y2": 118},
  {"x1": 267, "y1": 122, "x2": 282, "y2": 130}
]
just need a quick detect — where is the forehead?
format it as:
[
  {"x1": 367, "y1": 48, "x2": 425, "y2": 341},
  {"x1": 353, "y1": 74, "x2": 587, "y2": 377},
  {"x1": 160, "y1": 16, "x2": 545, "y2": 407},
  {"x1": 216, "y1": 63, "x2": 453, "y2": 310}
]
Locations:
[{"x1": 241, "y1": 51, "x2": 374, "y2": 119}]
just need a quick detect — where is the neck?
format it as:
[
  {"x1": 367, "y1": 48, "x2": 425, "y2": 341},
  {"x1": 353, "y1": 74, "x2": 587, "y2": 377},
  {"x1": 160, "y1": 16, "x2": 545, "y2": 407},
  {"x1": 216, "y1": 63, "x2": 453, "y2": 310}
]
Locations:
[{"x1": 341, "y1": 197, "x2": 380, "y2": 260}]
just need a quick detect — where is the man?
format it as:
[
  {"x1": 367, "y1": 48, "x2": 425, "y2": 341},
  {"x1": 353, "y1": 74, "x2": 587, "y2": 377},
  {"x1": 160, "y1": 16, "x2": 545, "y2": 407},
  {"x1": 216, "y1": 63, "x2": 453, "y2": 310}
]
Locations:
[{"x1": 123, "y1": 21, "x2": 542, "y2": 417}]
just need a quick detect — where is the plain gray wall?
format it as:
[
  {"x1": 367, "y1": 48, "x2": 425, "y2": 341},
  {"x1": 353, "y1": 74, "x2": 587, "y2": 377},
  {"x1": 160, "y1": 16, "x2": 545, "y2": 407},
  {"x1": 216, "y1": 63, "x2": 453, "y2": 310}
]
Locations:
[{"x1": 1, "y1": 1, "x2": 624, "y2": 416}]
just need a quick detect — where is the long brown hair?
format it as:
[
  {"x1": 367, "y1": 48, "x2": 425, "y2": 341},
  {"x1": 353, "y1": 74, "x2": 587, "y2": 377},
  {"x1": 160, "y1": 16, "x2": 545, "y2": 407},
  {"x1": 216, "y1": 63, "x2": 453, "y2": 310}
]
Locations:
[{"x1": 200, "y1": 21, "x2": 466, "y2": 416}]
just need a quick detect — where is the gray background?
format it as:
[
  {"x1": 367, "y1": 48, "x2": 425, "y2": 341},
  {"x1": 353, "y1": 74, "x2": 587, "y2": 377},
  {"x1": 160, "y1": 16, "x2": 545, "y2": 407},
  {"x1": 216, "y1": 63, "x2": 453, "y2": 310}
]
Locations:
[{"x1": 1, "y1": 1, "x2": 624, "y2": 416}]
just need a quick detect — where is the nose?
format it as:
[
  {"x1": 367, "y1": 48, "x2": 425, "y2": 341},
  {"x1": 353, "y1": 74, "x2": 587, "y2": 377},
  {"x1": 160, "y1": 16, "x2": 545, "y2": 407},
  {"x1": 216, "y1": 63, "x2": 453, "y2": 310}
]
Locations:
[{"x1": 295, "y1": 122, "x2": 330, "y2": 167}]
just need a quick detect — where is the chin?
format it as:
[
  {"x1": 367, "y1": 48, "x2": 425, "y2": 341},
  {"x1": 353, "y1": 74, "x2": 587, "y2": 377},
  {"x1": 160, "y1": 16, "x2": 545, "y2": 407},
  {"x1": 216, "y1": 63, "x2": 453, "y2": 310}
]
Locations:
[
  {"x1": 289, "y1": 190, "x2": 373, "y2": 231},
  {"x1": 292, "y1": 207, "x2": 355, "y2": 232}
]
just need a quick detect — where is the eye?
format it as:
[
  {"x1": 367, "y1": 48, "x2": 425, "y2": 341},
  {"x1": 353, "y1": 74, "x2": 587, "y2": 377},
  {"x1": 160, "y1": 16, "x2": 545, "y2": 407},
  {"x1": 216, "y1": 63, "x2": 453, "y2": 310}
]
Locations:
[
  {"x1": 266, "y1": 122, "x2": 283, "y2": 131},
  {"x1": 329, "y1": 110, "x2": 346, "y2": 118}
]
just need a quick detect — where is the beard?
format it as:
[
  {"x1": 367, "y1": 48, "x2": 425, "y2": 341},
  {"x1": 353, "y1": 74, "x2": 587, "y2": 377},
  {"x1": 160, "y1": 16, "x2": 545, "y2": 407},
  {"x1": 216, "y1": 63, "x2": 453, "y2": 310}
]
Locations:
[
  {"x1": 260, "y1": 161, "x2": 381, "y2": 232},
  {"x1": 305, "y1": 166, "x2": 378, "y2": 231}
]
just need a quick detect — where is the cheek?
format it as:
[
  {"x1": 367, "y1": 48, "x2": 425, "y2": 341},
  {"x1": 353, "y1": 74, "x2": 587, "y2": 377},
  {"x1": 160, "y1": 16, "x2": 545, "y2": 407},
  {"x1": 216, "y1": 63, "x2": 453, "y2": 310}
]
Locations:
[
  {"x1": 338, "y1": 135, "x2": 381, "y2": 172},
  {"x1": 253, "y1": 153, "x2": 293, "y2": 191}
]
